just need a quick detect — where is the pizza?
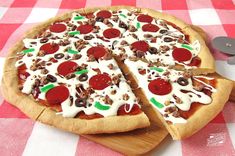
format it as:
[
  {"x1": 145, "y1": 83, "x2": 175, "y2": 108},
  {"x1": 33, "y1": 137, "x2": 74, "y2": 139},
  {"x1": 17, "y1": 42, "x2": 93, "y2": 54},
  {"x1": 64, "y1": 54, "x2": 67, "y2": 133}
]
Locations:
[{"x1": 2, "y1": 6, "x2": 233, "y2": 139}]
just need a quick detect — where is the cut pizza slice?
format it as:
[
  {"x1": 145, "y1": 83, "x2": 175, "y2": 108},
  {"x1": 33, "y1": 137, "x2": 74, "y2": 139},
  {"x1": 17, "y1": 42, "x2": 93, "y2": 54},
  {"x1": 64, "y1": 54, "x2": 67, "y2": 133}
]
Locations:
[
  {"x1": 124, "y1": 59, "x2": 232, "y2": 140},
  {"x1": 2, "y1": 34, "x2": 150, "y2": 134}
]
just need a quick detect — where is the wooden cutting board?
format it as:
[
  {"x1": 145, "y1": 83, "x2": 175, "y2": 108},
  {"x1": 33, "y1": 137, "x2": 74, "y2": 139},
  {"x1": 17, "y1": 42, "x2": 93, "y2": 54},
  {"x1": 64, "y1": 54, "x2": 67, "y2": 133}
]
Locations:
[{"x1": 80, "y1": 25, "x2": 235, "y2": 155}]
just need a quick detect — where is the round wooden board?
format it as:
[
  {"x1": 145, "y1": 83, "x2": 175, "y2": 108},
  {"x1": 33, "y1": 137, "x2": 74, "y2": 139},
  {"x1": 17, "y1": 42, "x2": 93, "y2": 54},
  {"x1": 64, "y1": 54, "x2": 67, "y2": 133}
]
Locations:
[{"x1": 82, "y1": 25, "x2": 235, "y2": 155}]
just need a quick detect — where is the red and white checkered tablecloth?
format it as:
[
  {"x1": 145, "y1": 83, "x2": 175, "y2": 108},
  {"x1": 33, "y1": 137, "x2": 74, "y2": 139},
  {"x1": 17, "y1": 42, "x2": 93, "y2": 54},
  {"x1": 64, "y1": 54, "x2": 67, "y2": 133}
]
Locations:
[{"x1": 0, "y1": 0, "x2": 235, "y2": 155}]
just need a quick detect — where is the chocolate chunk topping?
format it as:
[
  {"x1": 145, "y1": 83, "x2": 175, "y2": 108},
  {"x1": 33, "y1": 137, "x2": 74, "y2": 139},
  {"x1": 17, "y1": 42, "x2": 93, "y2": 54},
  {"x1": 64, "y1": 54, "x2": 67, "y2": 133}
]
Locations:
[
  {"x1": 136, "y1": 51, "x2": 145, "y2": 58},
  {"x1": 72, "y1": 54, "x2": 82, "y2": 60},
  {"x1": 65, "y1": 73, "x2": 76, "y2": 79},
  {"x1": 111, "y1": 90, "x2": 116, "y2": 95},
  {"x1": 120, "y1": 40, "x2": 128, "y2": 46},
  {"x1": 38, "y1": 50, "x2": 46, "y2": 57},
  {"x1": 159, "y1": 45, "x2": 170, "y2": 53},
  {"x1": 128, "y1": 25, "x2": 137, "y2": 32},
  {"x1": 103, "y1": 95, "x2": 113, "y2": 105},
  {"x1": 122, "y1": 93, "x2": 129, "y2": 101},
  {"x1": 108, "y1": 63, "x2": 114, "y2": 70},
  {"x1": 41, "y1": 69, "x2": 49, "y2": 74}
]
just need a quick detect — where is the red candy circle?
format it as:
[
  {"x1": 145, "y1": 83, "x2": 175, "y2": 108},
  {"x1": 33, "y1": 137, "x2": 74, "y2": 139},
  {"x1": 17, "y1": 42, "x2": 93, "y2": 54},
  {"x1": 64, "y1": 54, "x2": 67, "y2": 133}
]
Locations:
[
  {"x1": 89, "y1": 74, "x2": 111, "y2": 90},
  {"x1": 46, "y1": 86, "x2": 69, "y2": 105},
  {"x1": 96, "y1": 10, "x2": 112, "y2": 18},
  {"x1": 137, "y1": 14, "x2": 153, "y2": 23},
  {"x1": 57, "y1": 61, "x2": 78, "y2": 77},
  {"x1": 148, "y1": 78, "x2": 172, "y2": 95},
  {"x1": 40, "y1": 43, "x2": 59, "y2": 55},
  {"x1": 49, "y1": 23, "x2": 66, "y2": 33},
  {"x1": 131, "y1": 41, "x2": 149, "y2": 52},
  {"x1": 142, "y1": 24, "x2": 159, "y2": 32},
  {"x1": 87, "y1": 46, "x2": 106, "y2": 59},
  {"x1": 103, "y1": 28, "x2": 120, "y2": 39},
  {"x1": 77, "y1": 24, "x2": 93, "y2": 34},
  {"x1": 172, "y1": 48, "x2": 192, "y2": 62}
]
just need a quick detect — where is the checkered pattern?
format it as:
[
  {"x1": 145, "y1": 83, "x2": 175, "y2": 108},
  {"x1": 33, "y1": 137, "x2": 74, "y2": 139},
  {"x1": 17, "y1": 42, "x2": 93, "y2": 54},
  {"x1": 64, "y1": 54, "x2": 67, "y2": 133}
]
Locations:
[{"x1": 0, "y1": 0, "x2": 235, "y2": 155}]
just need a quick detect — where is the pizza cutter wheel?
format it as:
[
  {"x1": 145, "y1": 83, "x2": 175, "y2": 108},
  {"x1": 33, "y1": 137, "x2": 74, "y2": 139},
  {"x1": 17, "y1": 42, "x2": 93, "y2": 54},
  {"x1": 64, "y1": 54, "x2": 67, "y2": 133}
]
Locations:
[{"x1": 212, "y1": 36, "x2": 235, "y2": 65}]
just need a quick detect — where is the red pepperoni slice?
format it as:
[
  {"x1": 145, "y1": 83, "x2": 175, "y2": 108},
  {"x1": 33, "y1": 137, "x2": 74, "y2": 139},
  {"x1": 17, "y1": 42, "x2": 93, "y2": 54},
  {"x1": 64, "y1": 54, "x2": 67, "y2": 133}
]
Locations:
[
  {"x1": 137, "y1": 14, "x2": 153, "y2": 23},
  {"x1": 87, "y1": 46, "x2": 106, "y2": 59},
  {"x1": 77, "y1": 24, "x2": 93, "y2": 34},
  {"x1": 96, "y1": 10, "x2": 112, "y2": 18},
  {"x1": 148, "y1": 78, "x2": 172, "y2": 95},
  {"x1": 46, "y1": 86, "x2": 69, "y2": 105},
  {"x1": 103, "y1": 28, "x2": 120, "y2": 39},
  {"x1": 49, "y1": 23, "x2": 66, "y2": 33},
  {"x1": 57, "y1": 61, "x2": 78, "y2": 77},
  {"x1": 131, "y1": 41, "x2": 149, "y2": 52},
  {"x1": 89, "y1": 74, "x2": 111, "y2": 90},
  {"x1": 142, "y1": 24, "x2": 159, "y2": 32},
  {"x1": 172, "y1": 48, "x2": 192, "y2": 62},
  {"x1": 39, "y1": 43, "x2": 59, "y2": 54}
]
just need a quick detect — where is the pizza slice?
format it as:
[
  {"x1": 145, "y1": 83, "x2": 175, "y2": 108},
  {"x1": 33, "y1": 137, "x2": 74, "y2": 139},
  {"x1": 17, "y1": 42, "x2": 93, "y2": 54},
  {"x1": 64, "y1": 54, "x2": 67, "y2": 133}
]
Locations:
[
  {"x1": 123, "y1": 59, "x2": 232, "y2": 139},
  {"x1": 2, "y1": 28, "x2": 150, "y2": 134}
]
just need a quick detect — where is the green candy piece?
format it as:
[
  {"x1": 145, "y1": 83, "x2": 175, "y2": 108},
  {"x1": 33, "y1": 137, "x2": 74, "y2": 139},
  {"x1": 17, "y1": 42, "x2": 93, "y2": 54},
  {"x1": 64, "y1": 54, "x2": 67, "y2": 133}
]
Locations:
[
  {"x1": 68, "y1": 31, "x2": 80, "y2": 36},
  {"x1": 67, "y1": 49, "x2": 79, "y2": 54},
  {"x1": 74, "y1": 69, "x2": 88, "y2": 75},
  {"x1": 181, "y1": 44, "x2": 193, "y2": 51},
  {"x1": 119, "y1": 14, "x2": 127, "y2": 18},
  {"x1": 136, "y1": 22, "x2": 141, "y2": 29},
  {"x1": 150, "y1": 67, "x2": 164, "y2": 72},
  {"x1": 40, "y1": 84, "x2": 55, "y2": 93},
  {"x1": 150, "y1": 97, "x2": 164, "y2": 109},
  {"x1": 74, "y1": 16, "x2": 84, "y2": 20},
  {"x1": 95, "y1": 101, "x2": 110, "y2": 110},
  {"x1": 23, "y1": 48, "x2": 35, "y2": 54}
]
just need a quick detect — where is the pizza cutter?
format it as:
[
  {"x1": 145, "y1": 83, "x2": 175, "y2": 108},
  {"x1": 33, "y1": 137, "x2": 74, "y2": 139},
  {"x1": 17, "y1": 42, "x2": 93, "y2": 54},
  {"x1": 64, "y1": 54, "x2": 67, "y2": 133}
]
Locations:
[{"x1": 212, "y1": 36, "x2": 235, "y2": 65}]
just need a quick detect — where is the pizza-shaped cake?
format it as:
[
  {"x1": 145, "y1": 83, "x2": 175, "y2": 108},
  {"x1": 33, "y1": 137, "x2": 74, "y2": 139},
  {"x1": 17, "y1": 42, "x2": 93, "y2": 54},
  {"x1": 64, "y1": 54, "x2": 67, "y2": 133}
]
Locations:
[{"x1": 2, "y1": 6, "x2": 233, "y2": 139}]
